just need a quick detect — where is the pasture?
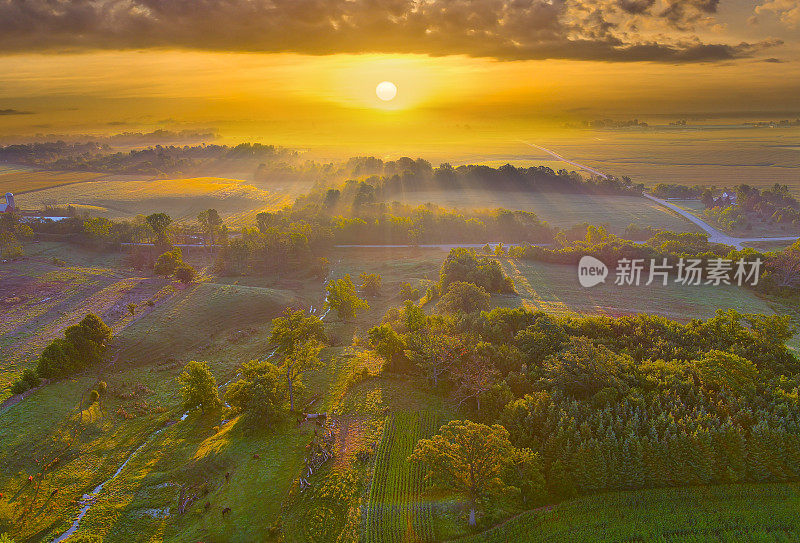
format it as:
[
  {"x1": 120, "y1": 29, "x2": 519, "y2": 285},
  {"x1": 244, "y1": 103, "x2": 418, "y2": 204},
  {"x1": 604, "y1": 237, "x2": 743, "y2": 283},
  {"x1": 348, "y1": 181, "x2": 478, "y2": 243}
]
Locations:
[
  {"x1": 14, "y1": 176, "x2": 298, "y2": 224},
  {"x1": 459, "y1": 483, "x2": 800, "y2": 542},
  {"x1": 499, "y1": 258, "x2": 779, "y2": 321},
  {"x1": 394, "y1": 192, "x2": 698, "y2": 234},
  {"x1": 0, "y1": 169, "x2": 104, "y2": 195}
]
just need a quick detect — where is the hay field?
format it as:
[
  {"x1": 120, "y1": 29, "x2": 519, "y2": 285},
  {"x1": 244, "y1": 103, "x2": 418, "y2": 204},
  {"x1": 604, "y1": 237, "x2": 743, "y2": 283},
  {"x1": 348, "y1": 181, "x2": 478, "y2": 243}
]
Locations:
[
  {"x1": 0, "y1": 169, "x2": 104, "y2": 194},
  {"x1": 520, "y1": 128, "x2": 800, "y2": 193},
  {"x1": 15, "y1": 176, "x2": 296, "y2": 223}
]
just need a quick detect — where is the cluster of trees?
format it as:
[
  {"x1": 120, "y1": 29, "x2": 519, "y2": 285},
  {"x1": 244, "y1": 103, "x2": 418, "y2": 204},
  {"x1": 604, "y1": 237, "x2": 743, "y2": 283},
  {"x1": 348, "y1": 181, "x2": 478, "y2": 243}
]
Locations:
[
  {"x1": 321, "y1": 159, "x2": 643, "y2": 197},
  {"x1": 507, "y1": 225, "x2": 800, "y2": 293},
  {"x1": 440, "y1": 248, "x2": 515, "y2": 294},
  {"x1": 651, "y1": 183, "x2": 703, "y2": 199},
  {"x1": 367, "y1": 299, "x2": 800, "y2": 520},
  {"x1": 11, "y1": 314, "x2": 112, "y2": 395},
  {"x1": 179, "y1": 310, "x2": 327, "y2": 424},
  {"x1": 0, "y1": 142, "x2": 298, "y2": 176},
  {"x1": 154, "y1": 247, "x2": 196, "y2": 283},
  {"x1": 0, "y1": 213, "x2": 33, "y2": 259}
]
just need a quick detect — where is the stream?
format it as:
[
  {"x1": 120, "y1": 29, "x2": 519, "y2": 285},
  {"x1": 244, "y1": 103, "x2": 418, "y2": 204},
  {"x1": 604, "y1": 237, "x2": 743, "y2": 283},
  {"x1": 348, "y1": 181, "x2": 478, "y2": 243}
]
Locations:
[{"x1": 50, "y1": 286, "x2": 332, "y2": 541}]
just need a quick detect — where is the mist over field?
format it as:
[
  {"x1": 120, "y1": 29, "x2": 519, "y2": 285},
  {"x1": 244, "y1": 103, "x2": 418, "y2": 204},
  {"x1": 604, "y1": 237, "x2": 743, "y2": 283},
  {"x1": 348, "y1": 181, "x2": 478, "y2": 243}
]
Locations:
[{"x1": 1, "y1": 1, "x2": 800, "y2": 542}]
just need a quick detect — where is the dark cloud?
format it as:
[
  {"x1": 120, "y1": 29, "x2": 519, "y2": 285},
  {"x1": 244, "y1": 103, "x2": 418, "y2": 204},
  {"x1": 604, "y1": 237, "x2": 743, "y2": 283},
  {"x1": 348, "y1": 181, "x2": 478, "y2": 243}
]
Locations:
[
  {"x1": 618, "y1": 0, "x2": 657, "y2": 15},
  {"x1": 0, "y1": 0, "x2": 780, "y2": 62},
  {"x1": 0, "y1": 109, "x2": 34, "y2": 115}
]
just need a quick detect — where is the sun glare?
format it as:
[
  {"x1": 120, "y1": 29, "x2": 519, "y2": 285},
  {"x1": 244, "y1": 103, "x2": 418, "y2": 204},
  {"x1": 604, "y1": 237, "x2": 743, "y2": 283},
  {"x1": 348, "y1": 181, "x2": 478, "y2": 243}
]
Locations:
[{"x1": 376, "y1": 81, "x2": 397, "y2": 101}]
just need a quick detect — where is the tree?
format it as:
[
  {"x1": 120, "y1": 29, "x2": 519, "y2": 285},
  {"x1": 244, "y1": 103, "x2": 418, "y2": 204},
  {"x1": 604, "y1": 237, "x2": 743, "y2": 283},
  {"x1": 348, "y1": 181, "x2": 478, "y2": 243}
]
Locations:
[
  {"x1": 146, "y1": 212, "x2": 172, "y2": 245},
  {"x1": 154, "y1": 247, "x2": 182, "y2": 276},
  {"x1": 398, "y1": 282, "x2": 420, "y2": 301},
  {"x1": 406, "y1": 328, "x2": 465, "y2": 388},
  {"x1": 268, "y1": 309, "x2": 325, "y2": 356},
  {"x1": 36, "y1": 338, "x2": 78, "y2": 378},
  {"x1": 409, "y1": 420, "x2": 514, "y2": 526},
  {"x1": 282, "y1": 340, "x2": 323, "y2": 411},
  {"x1": 451, "y1": 347, "x2": 500, "y2": 411},
  {"x1": 436, "y1": 281, "x2": 490, "y2": 314},
  {"x1": 359, "y1": 273, "x2": 382, "y2": 297},
  {"x1": 174, "y1": 263, "x2": 196, "y2": 284},
  {"x1": 324, "y1": 274, "x2": 369, "y2": 321},
  {"x1": 542, "y1": 337, "x2": 634, "y2": 400},
  {"x1": 226, "y1": 360, "x2": 286, "y2": 427},
  {"x1": 368, "y1": 324, "x2": 407, "y2": 372},
  {"x1": 178, "y1": 360, "x2": 221, "y2": 414},
  {"x1": 695, "y1": 350, "x2": 758, "y2": 397},
  {"x1": 197, "y1": 208, "x2": 223, "y2": 254}
]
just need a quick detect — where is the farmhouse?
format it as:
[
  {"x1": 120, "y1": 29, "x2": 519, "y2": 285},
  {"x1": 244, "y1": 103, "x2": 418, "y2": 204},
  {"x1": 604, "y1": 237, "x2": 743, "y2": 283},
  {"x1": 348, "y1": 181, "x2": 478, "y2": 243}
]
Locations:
[{"x1": 0, "y1": 192, "x2": 15, "y2": 213}]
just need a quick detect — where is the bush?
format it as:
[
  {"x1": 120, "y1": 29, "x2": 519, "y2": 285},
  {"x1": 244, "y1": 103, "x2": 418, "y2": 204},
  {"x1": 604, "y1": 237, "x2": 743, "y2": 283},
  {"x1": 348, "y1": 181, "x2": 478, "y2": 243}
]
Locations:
[
  {"x1": 436, "y1": 281, "x2": 490, "y2": 314},
  {"x1": 398, "y1": 282, "x2": 420, "y2": 301},
  {"x1": 174, "y1": 263, "x2": 196, "y2": 284},
  {"x1": 10, "y1": 368, "x2": 40, "y2": 395},
  {"x1": 154, "y1": 247, "x2": 182, "y2": 276}
]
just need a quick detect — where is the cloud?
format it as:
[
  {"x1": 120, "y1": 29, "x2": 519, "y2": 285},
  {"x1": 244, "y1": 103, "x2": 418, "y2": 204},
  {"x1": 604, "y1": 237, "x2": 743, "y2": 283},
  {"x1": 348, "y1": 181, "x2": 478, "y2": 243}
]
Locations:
[
  {"x1": 0, "y1": 109, "x2": 33, "y2": 115},
  {"x1": 755, "y1": 0, "x2": 800, "y2": 28},
  {"x1": 0, "y1": 0, "x2": 783, "y2": 62}
]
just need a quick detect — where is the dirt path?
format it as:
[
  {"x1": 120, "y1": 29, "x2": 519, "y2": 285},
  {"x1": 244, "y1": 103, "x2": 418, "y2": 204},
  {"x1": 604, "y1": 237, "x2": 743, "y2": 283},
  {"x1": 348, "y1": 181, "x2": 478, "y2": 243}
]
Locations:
[{"x1": 644, "y1": 194, "x2": 798, "y2": 249}]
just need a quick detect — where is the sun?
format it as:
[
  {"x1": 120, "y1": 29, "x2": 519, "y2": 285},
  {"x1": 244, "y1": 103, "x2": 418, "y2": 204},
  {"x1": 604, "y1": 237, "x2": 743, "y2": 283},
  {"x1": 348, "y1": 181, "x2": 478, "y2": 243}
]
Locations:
[{"x1": 376, "y1": 81, "x2": 397, "y2": 101}]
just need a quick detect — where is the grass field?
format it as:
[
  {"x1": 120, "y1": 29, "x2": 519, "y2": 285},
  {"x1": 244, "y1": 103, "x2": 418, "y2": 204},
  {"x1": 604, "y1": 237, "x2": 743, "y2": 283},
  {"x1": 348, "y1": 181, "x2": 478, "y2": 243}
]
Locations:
[
  {"x1": 520, "y1": 128, "x2": 800, "y2": 193},
  {"x1": 15, "y1": 176, "x2": 298, "y2": 224},
  {"x1": 458, "y1": 483, "x2": 800, "y2": 542},
  {"x1": 0, "y1": 243, "x2": 178, "y2": 398},
  {"x1": 500, "y1": 258, "x2": 779, "y2": 321},
  {"x1": 395, "y1": 192, "x2": 699, "y2": 234},
  {"x1": 0, "y1": 170, "x2": 105, "y2": 194}
]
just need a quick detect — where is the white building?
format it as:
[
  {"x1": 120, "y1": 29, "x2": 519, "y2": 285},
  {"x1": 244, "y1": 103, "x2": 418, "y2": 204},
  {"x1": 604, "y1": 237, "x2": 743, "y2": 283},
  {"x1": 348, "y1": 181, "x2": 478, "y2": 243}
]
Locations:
[{"x1": 0, "y1": 193, "x2": 15, "y2": 213}]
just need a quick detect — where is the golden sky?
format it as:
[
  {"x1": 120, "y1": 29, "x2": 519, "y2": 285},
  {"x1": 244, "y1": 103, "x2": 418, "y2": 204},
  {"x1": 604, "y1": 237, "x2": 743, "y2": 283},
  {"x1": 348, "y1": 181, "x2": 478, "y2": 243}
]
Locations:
[{"x1": 0, "y1": 1, "x2": 798, "y2": 152}]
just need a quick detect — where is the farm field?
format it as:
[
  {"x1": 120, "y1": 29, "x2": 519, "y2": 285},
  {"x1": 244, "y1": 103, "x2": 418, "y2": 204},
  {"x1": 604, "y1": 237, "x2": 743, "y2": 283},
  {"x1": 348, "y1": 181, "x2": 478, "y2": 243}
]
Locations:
[
  {"x1": 364, "y1": 410, "x2": 439, "y2": 543},
  {"x1": 14, "y1": 176, "x2": 297, "y2": 224},
  {"x1": 394, "y1": 192, "x2": 699, "y2": 234},
  {"x1": 519, "y1": 128, "x2": 800, "y2": 193},
  {"x1": 0, "y1": 244, "x2": 177, "y2": 399},
  {"x1": 500, "y1": 258, "x2": 779, "y2": 321},
  {"x1": 459, "y1": 482, "x2": 800, "y2": 542},
  {"x1": 0, "y1": 169, "x2": 105, "y2": 194}
]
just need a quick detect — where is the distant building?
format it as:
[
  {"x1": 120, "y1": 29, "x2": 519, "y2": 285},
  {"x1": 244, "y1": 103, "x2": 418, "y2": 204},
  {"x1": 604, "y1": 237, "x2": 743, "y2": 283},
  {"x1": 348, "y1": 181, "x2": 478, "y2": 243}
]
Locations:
[{"x1": 0, "y1": 193, "x2": 14, "y2": 213}]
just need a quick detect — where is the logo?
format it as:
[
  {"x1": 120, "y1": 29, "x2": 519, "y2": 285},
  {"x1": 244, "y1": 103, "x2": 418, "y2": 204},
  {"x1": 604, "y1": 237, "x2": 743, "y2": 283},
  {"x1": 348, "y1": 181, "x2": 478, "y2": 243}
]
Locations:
[{"x1": 578, "y1": 256, "x2": 608, "y2": 288}]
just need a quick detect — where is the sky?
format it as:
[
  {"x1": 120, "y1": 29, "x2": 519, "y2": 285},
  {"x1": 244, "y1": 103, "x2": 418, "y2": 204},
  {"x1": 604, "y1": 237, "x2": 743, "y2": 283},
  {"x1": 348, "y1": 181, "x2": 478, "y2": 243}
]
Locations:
[{"x1": 0, "y1": 0, "x2": 798, "y2": 153}]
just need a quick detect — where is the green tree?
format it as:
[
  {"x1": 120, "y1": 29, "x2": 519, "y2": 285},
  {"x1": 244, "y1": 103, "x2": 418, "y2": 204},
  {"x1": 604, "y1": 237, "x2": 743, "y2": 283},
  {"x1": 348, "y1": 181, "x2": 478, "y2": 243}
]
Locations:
[
  {"x1": 178, "y1": 360, "x2": 221, "y2": 414},
  {"x1": 197, "y1": 208, "x2": 223, "y2": 254},
  {"x1": 36, "y1": 338, "x2": 78, "y2": 378},
  {"x1": 154, "y1": 247, "x2": 182, "y2": 276},
  {"x1": 174, "y1": 262, "x2": 196, "y2": 284},
  {"x1": 359, "y1": 273, "x2": 382, "y2": 297},
  {"x1": 324, "y1": 274, "x2": 369, "y2": 321},
  {"x1": 146, "y1": 212, "x2": 172, "y2": 245},
  {"x1": 436, "y1": 281, "x2": 490, "y2": 314},
  {"x1": 268, "y1": 309, "x2": 325, "y2": 356},
  {"x1": 281, "y1": 340, "x2": 323, "y2": 411},
  {"x1": 368, "y1": 324, "x2": 407, "y2": 371},
  {"x1": 409, "y1": 420, "x2": 514, "y2": 526},
  {"x1": 695, "y1": 350, "x2": 759, "y2": 396},
  {"x1": 226, "y1": 360, "x2": 286, "y2": 427}
]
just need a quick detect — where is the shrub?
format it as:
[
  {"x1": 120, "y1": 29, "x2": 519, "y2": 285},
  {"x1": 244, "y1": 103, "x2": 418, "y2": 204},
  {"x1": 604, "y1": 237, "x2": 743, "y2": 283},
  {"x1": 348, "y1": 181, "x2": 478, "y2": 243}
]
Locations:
[
  {"x1": 174, "y1": 263, "x2": 196, "y2": 284},
  {"x1": 436, "y1": 281, "x2": 490, "y2": 314},
  {"x1": 154, "y1": 247, "x2": 182, "y2": 276}
]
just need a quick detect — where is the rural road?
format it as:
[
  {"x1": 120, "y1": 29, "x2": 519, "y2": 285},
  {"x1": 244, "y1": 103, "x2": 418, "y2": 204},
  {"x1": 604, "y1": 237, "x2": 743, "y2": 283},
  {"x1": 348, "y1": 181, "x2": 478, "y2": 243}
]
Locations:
[
  {"x1": 520, "y1": 142, "x2": 797, "y2": 249},
  {"x1": 643, "y1": 194, "x2": 798, "y2": 249}
]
